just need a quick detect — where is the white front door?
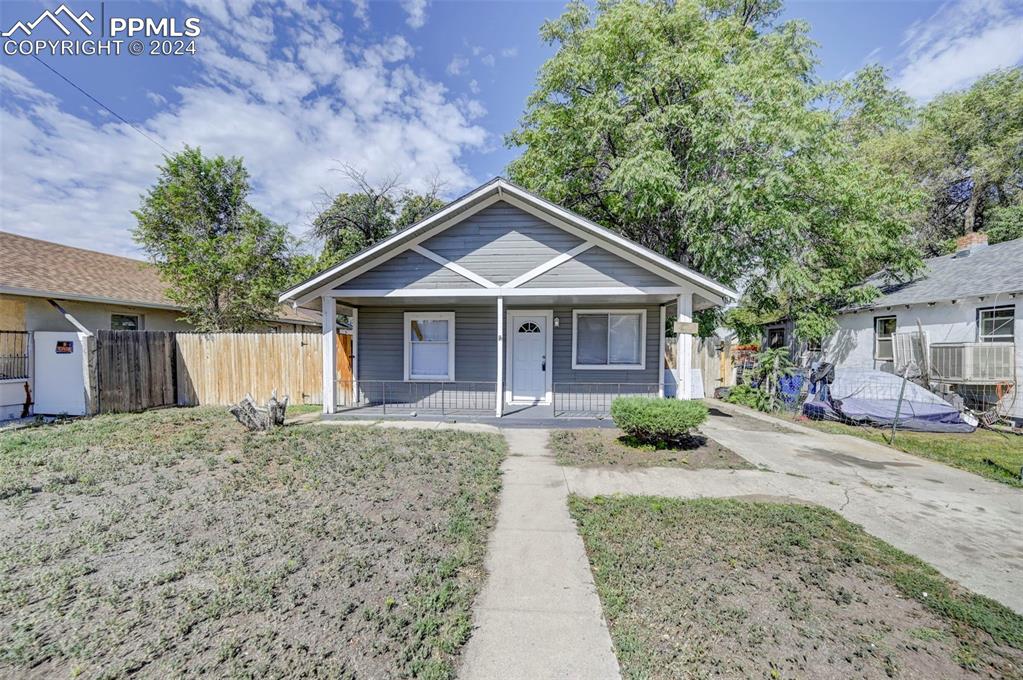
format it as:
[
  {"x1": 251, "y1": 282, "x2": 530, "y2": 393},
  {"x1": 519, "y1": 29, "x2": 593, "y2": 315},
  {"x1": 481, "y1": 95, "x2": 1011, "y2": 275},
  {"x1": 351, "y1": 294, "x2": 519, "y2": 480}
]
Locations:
[{"x1": 509, "y1": 312, "x2": 549, "y2": 403}]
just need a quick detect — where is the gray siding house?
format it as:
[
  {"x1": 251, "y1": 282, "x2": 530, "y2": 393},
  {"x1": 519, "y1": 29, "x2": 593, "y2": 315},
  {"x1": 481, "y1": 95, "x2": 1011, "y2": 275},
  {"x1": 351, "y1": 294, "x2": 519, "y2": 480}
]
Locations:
[{"x1": 280, "y1": 178, "x2": 736, "y2": 417}]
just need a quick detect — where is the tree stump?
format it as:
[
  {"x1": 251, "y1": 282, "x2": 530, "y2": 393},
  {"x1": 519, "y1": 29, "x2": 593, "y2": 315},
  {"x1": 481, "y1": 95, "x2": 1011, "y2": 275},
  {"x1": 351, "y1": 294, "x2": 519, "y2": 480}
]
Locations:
[{"x1": 229, "y1": 390, "x2": 289, "y2": 431}]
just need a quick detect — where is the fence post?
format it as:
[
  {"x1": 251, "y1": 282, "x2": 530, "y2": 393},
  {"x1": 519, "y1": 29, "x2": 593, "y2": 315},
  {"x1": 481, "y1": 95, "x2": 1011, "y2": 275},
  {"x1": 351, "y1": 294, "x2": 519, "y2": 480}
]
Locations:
[{"x1": 890, "y1": 366, "x2": 910, "y2": 444}]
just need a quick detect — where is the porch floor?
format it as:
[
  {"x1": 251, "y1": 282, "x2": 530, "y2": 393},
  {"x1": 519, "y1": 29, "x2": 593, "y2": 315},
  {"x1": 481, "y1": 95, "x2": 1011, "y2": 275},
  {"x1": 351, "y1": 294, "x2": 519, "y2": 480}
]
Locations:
[{"x1": 322, "y1": 403, "x2": 618, "y2": 428}]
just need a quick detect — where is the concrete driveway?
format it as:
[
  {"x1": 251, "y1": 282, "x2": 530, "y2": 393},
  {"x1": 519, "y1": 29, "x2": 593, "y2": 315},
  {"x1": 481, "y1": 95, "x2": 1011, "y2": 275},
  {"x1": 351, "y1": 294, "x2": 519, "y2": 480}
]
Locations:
[{"x1": 564, "y1": 400, "x2": 1023, "y2": 615}]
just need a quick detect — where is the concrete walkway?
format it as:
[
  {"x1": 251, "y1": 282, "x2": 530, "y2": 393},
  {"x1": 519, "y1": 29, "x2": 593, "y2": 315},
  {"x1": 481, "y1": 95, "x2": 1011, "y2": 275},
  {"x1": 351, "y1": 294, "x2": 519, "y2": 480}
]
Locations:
[
  {"x1": 564, "y1": 400, "x2": 1023, "y2": 615},
  {"x1": 459, "y1": 428, "x2": 621, "y2": 680}
]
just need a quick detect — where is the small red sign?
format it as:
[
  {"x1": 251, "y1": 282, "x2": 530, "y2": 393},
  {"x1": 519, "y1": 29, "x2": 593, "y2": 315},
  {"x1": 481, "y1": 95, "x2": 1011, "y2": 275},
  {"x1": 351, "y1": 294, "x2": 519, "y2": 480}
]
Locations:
[{"x1": 56, "y1": 341, "x2": 74, "y2": 354}]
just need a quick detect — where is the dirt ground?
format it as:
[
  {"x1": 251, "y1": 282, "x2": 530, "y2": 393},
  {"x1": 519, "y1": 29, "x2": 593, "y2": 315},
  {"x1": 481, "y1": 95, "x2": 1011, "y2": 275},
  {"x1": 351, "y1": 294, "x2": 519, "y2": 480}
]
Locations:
[
  {"x1": 570, "y1": 496, "x2": 1023, "y2": 680},
  {"x1": 0, "y1": 408, "x2": 505, "y2": 679},
  {"x1": 549, "y1": 426, "x2": 753, "y2": 469}
]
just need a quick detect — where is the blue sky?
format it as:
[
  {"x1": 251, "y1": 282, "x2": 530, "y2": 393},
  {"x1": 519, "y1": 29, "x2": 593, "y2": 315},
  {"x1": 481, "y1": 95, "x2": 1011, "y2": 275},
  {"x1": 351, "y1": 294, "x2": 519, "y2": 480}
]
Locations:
[{"x1": 2, "y1": 0, "x2": 1022, "y2": 257}]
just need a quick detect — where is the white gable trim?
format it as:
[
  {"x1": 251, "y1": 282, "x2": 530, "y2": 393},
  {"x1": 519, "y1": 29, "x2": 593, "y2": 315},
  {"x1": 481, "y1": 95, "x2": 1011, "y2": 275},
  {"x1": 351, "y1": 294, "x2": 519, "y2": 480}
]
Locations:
[
  {"x1": 504, "y1": 242, "x2": 596, "y2": 288},
  {"x1": 290, "y1": 193, "x2": 505, "y2": 304},
  {"x1": 280, "y1": 178, "x2": 737, "y2": 306},
  {"x1": 410, "y1": 245, "x2": 499, "y2": 289}
]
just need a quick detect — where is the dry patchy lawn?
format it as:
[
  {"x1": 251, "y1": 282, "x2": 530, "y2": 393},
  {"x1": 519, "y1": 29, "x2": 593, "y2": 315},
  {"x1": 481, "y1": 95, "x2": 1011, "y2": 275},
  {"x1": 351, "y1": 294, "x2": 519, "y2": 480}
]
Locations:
[
  {"x1": 0, "y1": 408, "x2": 505, "y2": 679},
  {"x1": 571, "y1": 496, "x2": 1023, "y2": 679}
]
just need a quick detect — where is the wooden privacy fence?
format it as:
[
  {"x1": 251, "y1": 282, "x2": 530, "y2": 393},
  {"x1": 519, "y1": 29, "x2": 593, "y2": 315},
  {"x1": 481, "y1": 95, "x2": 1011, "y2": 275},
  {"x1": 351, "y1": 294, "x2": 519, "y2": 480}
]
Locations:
[
  {"x1": 176, "y1": 332, "x2": 321, "y2": 406},
  {"x1": 93, "y1": 331, "x2": 331, "y2": 413},
  {"x1": 96, "y1": 330, "x2": 177, "y2": 413}
]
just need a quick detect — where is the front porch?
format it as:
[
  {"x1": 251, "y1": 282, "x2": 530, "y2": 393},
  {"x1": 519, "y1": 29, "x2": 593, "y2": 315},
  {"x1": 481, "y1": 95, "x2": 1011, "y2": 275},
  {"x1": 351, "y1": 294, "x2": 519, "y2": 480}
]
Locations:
[
  {"x1": 327, "y1": 378, "x2": 663, "y2": 420},
  {"x1": 319, "y1": 292, "x2": 699, "y2": 420}
]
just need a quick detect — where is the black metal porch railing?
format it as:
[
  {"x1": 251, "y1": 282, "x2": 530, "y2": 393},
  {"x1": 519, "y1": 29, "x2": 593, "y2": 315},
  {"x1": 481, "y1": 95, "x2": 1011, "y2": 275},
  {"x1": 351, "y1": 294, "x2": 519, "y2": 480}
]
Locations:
[
  {"x1": 0, "y1": 331, "x2": 29, "y2": 380},
  {"x1": 552, "y1": 382, "x2": 661, "y2": 417},
  {"x1": 335, "y1": 380, "x2": 497, "y2": 415}
]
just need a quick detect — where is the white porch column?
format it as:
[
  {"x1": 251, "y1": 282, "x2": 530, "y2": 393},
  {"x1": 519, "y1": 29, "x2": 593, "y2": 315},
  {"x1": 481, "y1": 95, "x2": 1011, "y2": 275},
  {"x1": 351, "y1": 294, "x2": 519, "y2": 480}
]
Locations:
[
  {"x1": 676, "y1": 293, "x2": 693, "y2": 400},
  {"x1": 658, "y1": 304, "x2": 666, "y2": 398},
  {"x1": 495, "y1": 296, "x2": 504, "y2": 417},
  {"x1": 351, "y1": 307, "x2": 358, "y2": 405},
  {"x1": 322, "y1": 295, "x2": 337, "y2": 414}
]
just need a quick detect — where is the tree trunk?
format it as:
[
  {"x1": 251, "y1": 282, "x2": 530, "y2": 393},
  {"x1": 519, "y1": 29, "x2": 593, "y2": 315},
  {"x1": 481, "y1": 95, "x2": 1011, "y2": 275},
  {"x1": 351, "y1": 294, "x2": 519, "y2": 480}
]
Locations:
[
  {"x1": 964, "y1": 181, "x2": 981, "y2": 233},
  {"x1": 229, "y1": 390, "x2": 289, "y2": 431}
]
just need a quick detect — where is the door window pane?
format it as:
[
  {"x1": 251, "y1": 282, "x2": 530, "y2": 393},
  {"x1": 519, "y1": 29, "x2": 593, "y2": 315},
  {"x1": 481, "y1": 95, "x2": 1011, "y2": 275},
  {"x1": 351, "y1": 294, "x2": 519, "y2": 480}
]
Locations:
[{"x1": 576, "y1": 314, "x2": 609, "y2": 365}]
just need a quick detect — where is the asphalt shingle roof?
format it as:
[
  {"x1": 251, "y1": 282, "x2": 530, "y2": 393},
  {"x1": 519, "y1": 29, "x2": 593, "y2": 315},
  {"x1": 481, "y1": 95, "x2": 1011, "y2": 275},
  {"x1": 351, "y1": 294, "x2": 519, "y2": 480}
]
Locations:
[
  {"x1": 0, "y1": 231, "x2": 317, "y2": 325},
  {"x1": 861, "y1": 237, "x2": 1023, "y2": 308}
]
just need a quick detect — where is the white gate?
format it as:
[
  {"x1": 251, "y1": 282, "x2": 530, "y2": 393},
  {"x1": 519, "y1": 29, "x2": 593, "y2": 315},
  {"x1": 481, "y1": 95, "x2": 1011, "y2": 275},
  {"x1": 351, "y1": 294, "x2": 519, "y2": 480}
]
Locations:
[{"x1": 33, "y1": 331, "x2": 87, "y2": 416}]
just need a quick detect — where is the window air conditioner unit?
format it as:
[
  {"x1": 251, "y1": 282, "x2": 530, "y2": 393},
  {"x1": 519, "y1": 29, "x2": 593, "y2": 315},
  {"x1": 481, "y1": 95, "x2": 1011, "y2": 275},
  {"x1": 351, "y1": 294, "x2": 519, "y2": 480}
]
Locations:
[{"x1": 929, "y1": 342, "x2": 1016, "y2": 384}]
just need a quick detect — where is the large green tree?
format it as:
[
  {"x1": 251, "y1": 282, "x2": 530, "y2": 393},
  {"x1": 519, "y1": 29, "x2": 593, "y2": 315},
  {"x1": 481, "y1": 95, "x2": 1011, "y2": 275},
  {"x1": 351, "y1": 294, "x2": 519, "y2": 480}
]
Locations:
[
  {"x1": 133, "y1": 147, "x2": 296, "y2": 332},
  {"x1": 868, "y1": 68, "x2": 1023, "y2": 252},
  {"x1": 313, "y1": 166, "x2": 446, "y2": 267},
  {"x1": 508, "y1": 0, "x2": 922, "y2": 340}
]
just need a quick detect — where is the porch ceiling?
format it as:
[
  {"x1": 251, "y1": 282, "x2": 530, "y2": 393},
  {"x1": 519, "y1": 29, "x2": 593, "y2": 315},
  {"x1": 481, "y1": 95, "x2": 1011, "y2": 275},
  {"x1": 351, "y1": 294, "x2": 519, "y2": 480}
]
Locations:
[{"x1": 329, "y1": 292, "x2": 718, "y2": 309}]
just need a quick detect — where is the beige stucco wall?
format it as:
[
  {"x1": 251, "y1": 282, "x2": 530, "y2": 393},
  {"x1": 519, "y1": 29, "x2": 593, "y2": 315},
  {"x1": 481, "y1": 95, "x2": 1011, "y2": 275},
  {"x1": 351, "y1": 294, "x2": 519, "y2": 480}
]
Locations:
[
  {"x1": 0, "y1": 297, "x2": 26, "y2": 330},
  {"x1": 0, "y1": 294, "x2": 194, "y2": 332}
]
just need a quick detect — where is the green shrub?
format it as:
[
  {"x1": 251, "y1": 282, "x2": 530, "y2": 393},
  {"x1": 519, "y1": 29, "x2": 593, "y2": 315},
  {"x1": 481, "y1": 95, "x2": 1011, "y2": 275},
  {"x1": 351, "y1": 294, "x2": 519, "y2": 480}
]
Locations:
[
  {"x1": 610, "y1": 397, "x2": 708, "y2": 446},
  {"x1": 723, "y1": 384, "x2": 771, "y2": 411}
]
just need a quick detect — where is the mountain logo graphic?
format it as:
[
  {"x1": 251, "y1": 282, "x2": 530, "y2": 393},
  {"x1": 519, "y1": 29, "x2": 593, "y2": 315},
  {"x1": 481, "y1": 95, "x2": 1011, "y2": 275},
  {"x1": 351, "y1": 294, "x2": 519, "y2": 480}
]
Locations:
[{"x1": 2, "y1": 4, "x2": 95, "y2": 37}]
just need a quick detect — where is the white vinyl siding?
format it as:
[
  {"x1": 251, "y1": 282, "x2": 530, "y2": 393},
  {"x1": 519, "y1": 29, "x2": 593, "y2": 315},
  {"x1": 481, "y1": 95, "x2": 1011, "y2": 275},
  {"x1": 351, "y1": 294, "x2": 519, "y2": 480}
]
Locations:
[
  {"x1": 572, "y1": 310, "x2": 646, "y2": 370},
  {"x1": 403, "y1": 312, "x2": 455, "y2": 381}
]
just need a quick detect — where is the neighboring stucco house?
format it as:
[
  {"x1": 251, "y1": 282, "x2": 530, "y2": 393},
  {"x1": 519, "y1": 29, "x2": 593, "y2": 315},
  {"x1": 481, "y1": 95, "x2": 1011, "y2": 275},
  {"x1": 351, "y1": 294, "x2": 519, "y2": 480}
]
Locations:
[
  {"x1": 0, "y1": 231, "x2": 319, "y2": 419},
  {"x1": 279, "y1": 178, "x2": 737, "y2": 417},
  {"x1": 764, "y1": 233, "x2": 1022, "y2": 424}
]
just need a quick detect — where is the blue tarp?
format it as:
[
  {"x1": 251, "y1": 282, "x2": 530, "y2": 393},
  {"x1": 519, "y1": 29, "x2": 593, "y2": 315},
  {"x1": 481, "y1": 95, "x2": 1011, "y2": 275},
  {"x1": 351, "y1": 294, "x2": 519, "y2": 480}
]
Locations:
[{"x1": 802, "y1": 368, "x2": 975, "y2": 433}]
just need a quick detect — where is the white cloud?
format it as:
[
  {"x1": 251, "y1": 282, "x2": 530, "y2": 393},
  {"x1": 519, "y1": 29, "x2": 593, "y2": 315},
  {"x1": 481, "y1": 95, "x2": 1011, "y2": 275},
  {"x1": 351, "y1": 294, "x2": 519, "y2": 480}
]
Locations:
[
  {"x1": 481, "y1": 53, "x2": 495, "y2": 67},
  {"x1": 401, "y1": 0, "x2": 428, "y2": 28},
  {"x1": 446, "y1": 55, "x2": 468, "y2": 76},
  {"x1": 894, "y1": 0, "x2": 1023, "y2": 100},
  {"x1": 468, "y1": 79, "x2": 480, "y2": 94},
  {"x1": 145, "y1": 91, "x2": 168, "y2": 106},
  {"x1": 0, "y1": 0, "x2": 486, "y2": 257},
  {"x1": 500, "y1": 47, "x2": 518, "y2": 58},
  {"x1": 349, "y1": 0, "x2": 369, "y2": 26}
]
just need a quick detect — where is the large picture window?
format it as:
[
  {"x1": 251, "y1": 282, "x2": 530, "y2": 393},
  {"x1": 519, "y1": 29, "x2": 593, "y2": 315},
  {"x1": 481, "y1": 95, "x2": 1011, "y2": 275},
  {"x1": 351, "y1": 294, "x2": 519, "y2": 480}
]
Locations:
[
  {"x1": 874, "y1": 316, "x2": 896, "y2": 360},
  {"x1": 572, "y1": 310, "x2": 646, "y2": 370},
  {"x1": 978, "y1": 306, "x2": 1015, "y2": 343},
  {"x1": 403, "y1": 312, "x2": 455, "y2": 381}
]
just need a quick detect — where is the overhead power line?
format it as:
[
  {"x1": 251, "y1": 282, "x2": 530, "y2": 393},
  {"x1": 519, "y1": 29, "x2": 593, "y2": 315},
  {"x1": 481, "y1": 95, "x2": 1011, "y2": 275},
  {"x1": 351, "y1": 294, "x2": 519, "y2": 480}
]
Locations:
[{"x1": 30, "y1": 54, "x2": 172, "y2": 154}]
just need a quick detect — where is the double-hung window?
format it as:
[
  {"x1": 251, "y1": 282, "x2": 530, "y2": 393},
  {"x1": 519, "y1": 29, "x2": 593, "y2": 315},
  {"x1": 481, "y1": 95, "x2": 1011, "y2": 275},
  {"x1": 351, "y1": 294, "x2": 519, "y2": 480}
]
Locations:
[
  {"x1": 874, "y1": 316, "x2": 896, "y2": 360},
  {"x1": 978, "y1": 306, "x2": 1015, "y2": 343},
  {"x1": 572, "y1": 310, "x2": 646, "y2": 370},
  {"x1": 403, "y1": 312, "x2": 455, "y2": 381},
  {"x1": 766, "y1": 327, "x2": 786, "y2": 349}
]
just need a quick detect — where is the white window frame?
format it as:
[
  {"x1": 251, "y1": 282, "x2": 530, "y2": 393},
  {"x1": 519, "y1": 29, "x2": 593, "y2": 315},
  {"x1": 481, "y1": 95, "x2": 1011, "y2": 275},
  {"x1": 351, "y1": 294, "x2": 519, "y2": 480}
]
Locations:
[
  {"x1": 403, "y1": 311, "x2": 456, "y2": 382},
  {"x1": 977, "y1": 305, "x2": 1015, "y2": 343},
  {"x1": 571, "y1": 309, "x2": 647, "y2": 370},
  {"x1": 110, "y1": 313, "x2": 143, "y2": 331},
  {"x1": 874, "y1": 315, "x2": 896, "y2": 360}
]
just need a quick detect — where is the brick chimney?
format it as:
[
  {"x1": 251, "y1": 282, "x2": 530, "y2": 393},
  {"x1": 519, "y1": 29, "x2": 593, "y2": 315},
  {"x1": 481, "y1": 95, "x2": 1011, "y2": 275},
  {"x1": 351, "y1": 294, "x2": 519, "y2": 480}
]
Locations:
[{"x1": 955, "y1": 231, "x2": 988, "y2": 253}]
